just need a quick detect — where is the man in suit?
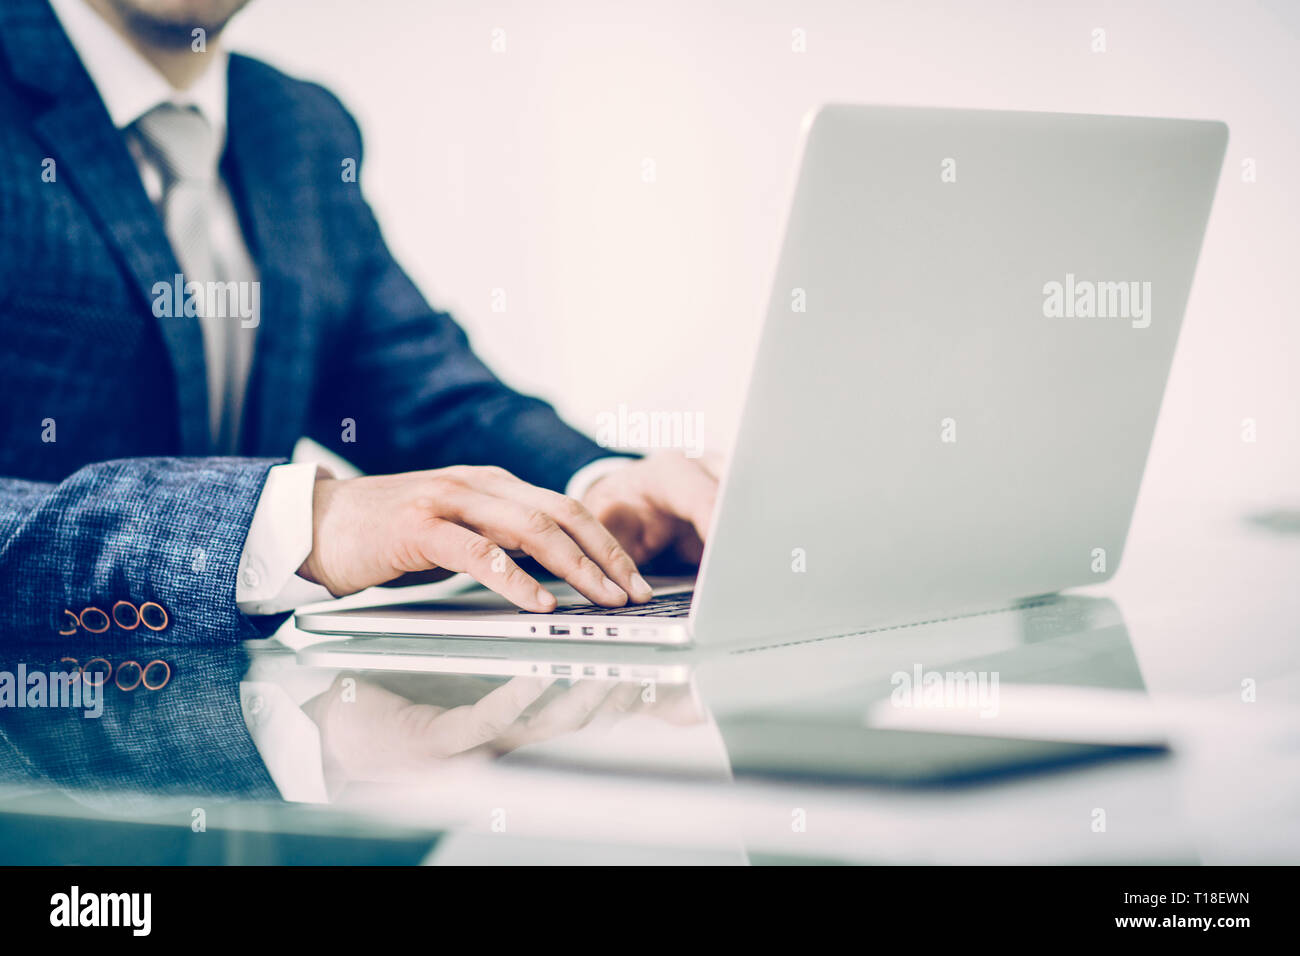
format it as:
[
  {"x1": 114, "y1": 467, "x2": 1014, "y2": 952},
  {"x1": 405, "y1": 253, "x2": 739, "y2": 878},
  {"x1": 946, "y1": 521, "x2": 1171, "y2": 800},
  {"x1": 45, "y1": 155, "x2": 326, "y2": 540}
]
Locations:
[{"x1": 0, "y1": 0, "x2": 718, "y2": 642}]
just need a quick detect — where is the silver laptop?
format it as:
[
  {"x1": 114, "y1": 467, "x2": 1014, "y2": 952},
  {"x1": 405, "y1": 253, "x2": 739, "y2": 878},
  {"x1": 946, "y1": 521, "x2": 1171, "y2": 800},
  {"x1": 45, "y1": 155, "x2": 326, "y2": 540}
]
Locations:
[{"x1": 296, "y1": 104, "x2": 1227, "y2": 664}]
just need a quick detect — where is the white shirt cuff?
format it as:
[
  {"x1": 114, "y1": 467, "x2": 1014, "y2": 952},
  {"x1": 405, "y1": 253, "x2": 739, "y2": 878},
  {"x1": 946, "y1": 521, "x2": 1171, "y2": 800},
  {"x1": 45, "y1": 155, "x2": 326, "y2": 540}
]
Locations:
[
  {"x1": 566, "y1": 456, "x2": 635, "y2": 501},
  {"x1": 237, "y1": 456, "x2": 631, "y2": 802},
  {"x1": 240, "y1": 678, "x2": 332, "y2": 803},
  {"x1": 236, "y1": 462, "x2": 334, "y2": 615}
]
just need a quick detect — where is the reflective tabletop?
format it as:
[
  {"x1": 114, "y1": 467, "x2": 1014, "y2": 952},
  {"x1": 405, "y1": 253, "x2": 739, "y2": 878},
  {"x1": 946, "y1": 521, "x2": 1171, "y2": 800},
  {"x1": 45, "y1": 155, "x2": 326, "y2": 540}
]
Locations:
[{"x1": 2, "y1": 495, "x2": 1297, "y2": 865}]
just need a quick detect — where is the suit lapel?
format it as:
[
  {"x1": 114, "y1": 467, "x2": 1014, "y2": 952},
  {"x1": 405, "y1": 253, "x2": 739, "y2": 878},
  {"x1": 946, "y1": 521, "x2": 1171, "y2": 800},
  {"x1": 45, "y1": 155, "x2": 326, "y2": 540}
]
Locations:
[
  {"x1": 225, "y1": 54, "x2": 319, "y2": 457},
  {"x1": 1, "y1": 0, "x2": 211, "y2": 454},
  {"x1": 29, "y1": 104, "x2": 212, "y2": 455}
]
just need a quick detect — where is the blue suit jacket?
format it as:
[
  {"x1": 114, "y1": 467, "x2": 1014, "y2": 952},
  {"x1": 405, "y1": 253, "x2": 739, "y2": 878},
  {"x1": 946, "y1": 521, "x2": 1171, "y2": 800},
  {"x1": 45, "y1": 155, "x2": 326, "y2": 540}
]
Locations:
[
  {"x1": 0, "y1": 0, "x2": 614, "y2": 643},
  {"x1": 0, "y1": 637, "x2": 278, "y2": 803}
]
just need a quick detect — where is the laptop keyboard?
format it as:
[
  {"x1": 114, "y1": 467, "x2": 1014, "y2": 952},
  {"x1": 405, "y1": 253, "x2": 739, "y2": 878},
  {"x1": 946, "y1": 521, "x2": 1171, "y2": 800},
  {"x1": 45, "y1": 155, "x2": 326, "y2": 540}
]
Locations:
[{"x1": 539, "y1": 592, "x2": 694, "y2": 618}]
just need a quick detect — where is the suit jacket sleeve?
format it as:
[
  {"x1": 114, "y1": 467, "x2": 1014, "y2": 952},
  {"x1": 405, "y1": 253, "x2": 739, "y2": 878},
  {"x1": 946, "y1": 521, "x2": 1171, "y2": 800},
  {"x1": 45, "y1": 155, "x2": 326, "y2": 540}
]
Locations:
[
  {"x1": 303, "y1": 93, "x2": 623, "y2": 491},
  {"x1": 0, "y1": 641, "x2": 279, "y2": 802},
  {"x1": 0, "y1": 457, "x2": 286, "y2": 642}
]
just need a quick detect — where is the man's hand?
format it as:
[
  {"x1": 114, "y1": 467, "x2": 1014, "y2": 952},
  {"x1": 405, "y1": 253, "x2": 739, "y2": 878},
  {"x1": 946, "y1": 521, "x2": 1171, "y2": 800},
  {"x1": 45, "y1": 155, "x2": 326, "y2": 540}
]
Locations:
[
  {"x1": 579, "y1": 451, "x2": 720, "y2": 566},
  {"x1": 298, "y1": 465, "x2": 654, "y2": 611},
  {"x1": 302, "y1": 672, "x2": 708, "y2": 787}
]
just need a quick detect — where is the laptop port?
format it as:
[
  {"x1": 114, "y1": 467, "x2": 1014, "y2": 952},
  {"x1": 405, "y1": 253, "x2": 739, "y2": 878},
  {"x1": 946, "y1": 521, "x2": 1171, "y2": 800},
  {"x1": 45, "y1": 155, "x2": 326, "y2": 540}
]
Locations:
[
  {"x1": 581, "y1": 626, "x2": 594, "y2": 636},
  {"x1": 551, "y1": 665, "x2": 571, "y2": 676},
  {"x1": 605, "y1": 627, "x2": 619, "y2": 637},
  {"x1": 549, "y1": 625, "x2": 570, "y2": 636},
  {"x1": 582, "y1": 666, "x2": 597, "y2": 676}
]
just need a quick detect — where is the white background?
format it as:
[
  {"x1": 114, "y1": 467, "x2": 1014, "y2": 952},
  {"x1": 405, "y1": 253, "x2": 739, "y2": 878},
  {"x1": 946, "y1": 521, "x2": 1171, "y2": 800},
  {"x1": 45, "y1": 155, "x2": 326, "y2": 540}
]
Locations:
[{"x1": 226, "y1": 0, "x2": 1298, "y2": 513}]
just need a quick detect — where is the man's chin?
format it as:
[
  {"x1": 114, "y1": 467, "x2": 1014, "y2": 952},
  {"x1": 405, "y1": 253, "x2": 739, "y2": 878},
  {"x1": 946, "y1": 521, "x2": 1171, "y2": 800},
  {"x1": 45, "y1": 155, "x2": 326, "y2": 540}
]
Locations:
[{"x1": 103, "y1": 0, "x2": 252, "y2": 49}]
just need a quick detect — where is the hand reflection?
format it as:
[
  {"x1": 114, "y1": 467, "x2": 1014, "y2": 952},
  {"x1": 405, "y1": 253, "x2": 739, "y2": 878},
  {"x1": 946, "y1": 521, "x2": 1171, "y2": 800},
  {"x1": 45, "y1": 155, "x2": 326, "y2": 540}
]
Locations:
[{"x1": 301, "y1": 673, "x2": 703, "y2": 786}]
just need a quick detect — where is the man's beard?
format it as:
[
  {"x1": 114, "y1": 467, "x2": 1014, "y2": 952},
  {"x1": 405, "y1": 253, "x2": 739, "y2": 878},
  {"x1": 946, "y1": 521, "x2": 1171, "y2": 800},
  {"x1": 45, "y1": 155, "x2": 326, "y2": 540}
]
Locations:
[{"x1": 103, "y1": 0, "x2": 251, "y2": 50}]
